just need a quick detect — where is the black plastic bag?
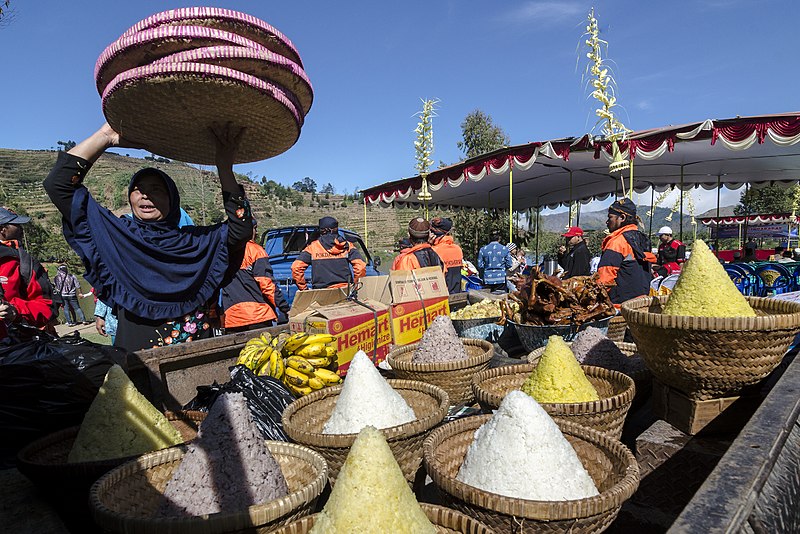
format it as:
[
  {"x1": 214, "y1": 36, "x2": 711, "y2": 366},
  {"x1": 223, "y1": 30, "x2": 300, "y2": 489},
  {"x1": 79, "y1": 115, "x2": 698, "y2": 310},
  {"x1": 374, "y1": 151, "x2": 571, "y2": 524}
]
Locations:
[
  {"x1": 0, "y1": 331, "x2": 129, "y2": 466},
  {"x1": 184, "y1": 365, "x2": 295, "y2": 441}
]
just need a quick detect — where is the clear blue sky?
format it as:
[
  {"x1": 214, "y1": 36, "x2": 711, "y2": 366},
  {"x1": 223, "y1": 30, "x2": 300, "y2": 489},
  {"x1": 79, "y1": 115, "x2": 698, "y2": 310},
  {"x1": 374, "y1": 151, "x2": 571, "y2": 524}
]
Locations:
[{"x1": 1, "y1": 0, "x2": 797, "y2": 213}]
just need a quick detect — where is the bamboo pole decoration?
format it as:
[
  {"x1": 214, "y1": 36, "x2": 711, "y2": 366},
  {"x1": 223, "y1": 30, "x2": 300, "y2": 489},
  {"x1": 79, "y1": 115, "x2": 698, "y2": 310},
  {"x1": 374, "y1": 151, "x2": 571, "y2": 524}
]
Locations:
[
  {"x1": 363, "y1": 196, "x2": 368, "y2": 249},
  {"x1": 509, "y1": 158, "x2": 514, "y2": 243},
  {"x1": 584, "y1": 8, "x2": 632, "y2": 192},
  {"x1": 414, "y1": 99, "x2": 438, "y2": 215}
]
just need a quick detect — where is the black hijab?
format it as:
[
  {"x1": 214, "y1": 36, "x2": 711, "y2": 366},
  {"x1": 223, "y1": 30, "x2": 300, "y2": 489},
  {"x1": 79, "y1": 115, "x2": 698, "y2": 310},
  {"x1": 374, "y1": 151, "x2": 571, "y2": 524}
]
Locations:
[{"x1": 64, "y1": 168, "x2": 229, "y2": 320}]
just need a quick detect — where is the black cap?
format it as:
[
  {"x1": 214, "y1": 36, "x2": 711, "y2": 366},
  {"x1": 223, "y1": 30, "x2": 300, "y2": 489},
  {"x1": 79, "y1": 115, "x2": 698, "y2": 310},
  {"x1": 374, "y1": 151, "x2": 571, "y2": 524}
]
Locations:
[
  {"x1": 319, "y1": 216, "x2": 338, "y2": 230},
  {"x1": 430, "y1": 217, "x2": 453, "y2": 236},
  {"x1": 609, "y1": 198, "x2": 636, "y2": 218}
]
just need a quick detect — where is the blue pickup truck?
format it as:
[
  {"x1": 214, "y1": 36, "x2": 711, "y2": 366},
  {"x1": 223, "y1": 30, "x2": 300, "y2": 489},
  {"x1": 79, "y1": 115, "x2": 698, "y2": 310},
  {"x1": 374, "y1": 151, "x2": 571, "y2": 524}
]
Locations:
[{"x1": 261, "y1": 225, "x2": 382, "y2": 307}]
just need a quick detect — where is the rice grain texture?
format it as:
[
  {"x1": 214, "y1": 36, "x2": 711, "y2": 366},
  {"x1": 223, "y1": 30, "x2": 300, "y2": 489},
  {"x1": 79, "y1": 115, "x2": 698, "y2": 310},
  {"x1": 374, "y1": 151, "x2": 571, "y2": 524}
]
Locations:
[
  {"x1": 68, "y1": 365, "x2": 183, "y2": 463},
  {"x1": 160, "y1": 392, "x2": 288, "y2": 517},
  {"x1": 309, "y1": 426, "x2": 436, "y2": 534},
  {"x1": 412, "y1": 315, "x2": 469, "y2": 363},
  {"x1": 522, "y1": 336, "x2": 599, "y2": 403},
  {"x1": 322, "y1": 350, "x2": 416, "y2": 434},
  {"x1": 456, "y1": 390, "x2": 599, "y2": 501},
  {"x1": 662, "y1": 239, "x2": 755, "y2": 317}
]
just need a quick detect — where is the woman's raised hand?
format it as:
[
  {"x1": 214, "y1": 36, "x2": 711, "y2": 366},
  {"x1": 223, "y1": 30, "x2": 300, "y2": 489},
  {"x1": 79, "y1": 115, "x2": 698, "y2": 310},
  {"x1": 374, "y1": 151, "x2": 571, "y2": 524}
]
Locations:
[
  {"x1": 211, "y1": 122, "x2": 246, "y2": 169},
  {"x1": 70, "y1": 123, "x2": 142, "y2": 163}
]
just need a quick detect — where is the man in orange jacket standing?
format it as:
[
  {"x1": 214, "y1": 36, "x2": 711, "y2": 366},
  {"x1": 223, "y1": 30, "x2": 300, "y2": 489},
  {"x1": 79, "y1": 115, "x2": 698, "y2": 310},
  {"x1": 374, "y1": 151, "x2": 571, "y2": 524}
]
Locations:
[
  {"x1": 429, "y1": 217, "x2": 462, "y2": 293},
  {"x1": 292, "y1": 216, "x2": 366, "y2": 291},
  {"x1": 391, "y1": 218, "x2": 443, "y2": 271},
  {"x1": 597, "y1": 198, "x2": 656, "y2": 306}
]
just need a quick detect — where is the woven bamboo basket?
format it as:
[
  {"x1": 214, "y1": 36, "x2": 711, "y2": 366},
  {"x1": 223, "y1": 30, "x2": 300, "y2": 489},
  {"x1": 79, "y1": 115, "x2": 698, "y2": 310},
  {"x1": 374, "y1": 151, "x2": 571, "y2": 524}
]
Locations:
[
  {"x1": 620, "y1": 295, "x2": 800, "y2": 400},
  {"x1": 281, "y1": 379, "x2": 449, "y2": 484},
  {"x1": 267, "y1": 503, "x2": 494, "y2": 534},
  {"x1": 606, "y1": 316, "x2": 627, "y2": 343},
  {"x1": 527, "y1": 341, "x2": 652, "y2": 404},
  {"x1": 90, "y1": 441, "x2": 327, "y2": 534},
  {"x1": 471, "y1": 365, "x2": 635, "y2": 440},
  {"x1": 16, "y1": 410, "x2": 206, "y2": 495},
  {"x1": 386, "y1": 339, "x2": 494, "y2": 405},
  {"x1": 423, "y1": 416, "x2": 639, "y2": 534}
]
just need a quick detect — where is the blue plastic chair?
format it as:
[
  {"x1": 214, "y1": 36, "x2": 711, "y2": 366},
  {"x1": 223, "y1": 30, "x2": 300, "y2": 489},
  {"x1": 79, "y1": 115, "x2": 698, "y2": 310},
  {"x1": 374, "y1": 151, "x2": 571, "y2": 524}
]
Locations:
[
  {"x1": 792, "y1": 265, "x2": 800, "y2": 291},
  {"x1": 463, "y1": 275, "x2": 484, "y2": 291},
  {"x1": 755, "y1": 263, "x2": 793, "y2": 296},
  {"x1": 735, "y1": 263, "x2": 763, "y2": 296},
  {"x1": 724, "y1": 265, "x2": 751, "y2": 295}
]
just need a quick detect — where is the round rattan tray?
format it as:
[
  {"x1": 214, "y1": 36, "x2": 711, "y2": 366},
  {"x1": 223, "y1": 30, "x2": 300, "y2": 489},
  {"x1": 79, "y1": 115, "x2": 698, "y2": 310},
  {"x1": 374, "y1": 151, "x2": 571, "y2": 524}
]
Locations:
[
  {"x1": 509, "y1": 316, "x2": 614, "y2": 352},
  {"x1": 16, "y1": 410, "x2": 206, "y2": 496},
  {"x1": 386, "y1": 339, "x2": 494, "y2": 405},
  {"x1": 153, "y1": 46, "x2": 313, "y2": 114},
  {"x1": 620, "y1": 295, "x2": 800, "y2": 400},
  {"x1": 121, "y1": 7, "x2": 303, "y2": 67},
  {"x1": 471, "y1": 365, "x2": 635, "y2": 439},
  {"x1": 423, "y1": 416, "x2": 639, "y2": 534},
  {"x1": 95, "y1": 25, "x2": 268, "y2": 94},
  {"x1": 90, "y1": 441, "x2": 328, "y2": 534},
  {"x1": 267, "y1": 503, "x2": 494, "y2": 534},
  {"x1": 102, "y1": 62, "x2": 301, "y2": 164},
  {"x1": 281, "y1": 379, "x2": 449, "y2": 484}
]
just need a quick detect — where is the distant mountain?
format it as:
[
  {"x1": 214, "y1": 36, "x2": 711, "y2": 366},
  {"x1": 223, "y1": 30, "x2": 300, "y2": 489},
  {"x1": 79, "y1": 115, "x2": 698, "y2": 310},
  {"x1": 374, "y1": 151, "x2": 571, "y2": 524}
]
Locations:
[{"x1": 539, "y1": 205, "x2": 731, "y2": 237}]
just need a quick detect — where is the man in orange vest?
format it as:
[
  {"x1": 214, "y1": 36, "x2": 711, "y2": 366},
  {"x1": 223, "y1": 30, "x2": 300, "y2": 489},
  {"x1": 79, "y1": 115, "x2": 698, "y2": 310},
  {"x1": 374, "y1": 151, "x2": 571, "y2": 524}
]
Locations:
[
  {"x1": 291, "y1": 216, "x2": 366, "y2": 290},
  {"x1": 597, "y1": 198, "x2": 656, "y2": 306},
  {"x1": 429, "y1": 217, "x2": 463, "y2": 294},
  {"x1": 391, "y1": 218, "x2": 443, "y2": 271}
]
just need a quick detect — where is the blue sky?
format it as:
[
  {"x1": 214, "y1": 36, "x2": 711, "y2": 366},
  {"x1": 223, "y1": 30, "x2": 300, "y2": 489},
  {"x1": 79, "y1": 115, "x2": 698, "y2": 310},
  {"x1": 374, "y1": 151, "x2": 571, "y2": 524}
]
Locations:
[{"x1": 1, "y1": 0, "x2": 797, "y2": 214}]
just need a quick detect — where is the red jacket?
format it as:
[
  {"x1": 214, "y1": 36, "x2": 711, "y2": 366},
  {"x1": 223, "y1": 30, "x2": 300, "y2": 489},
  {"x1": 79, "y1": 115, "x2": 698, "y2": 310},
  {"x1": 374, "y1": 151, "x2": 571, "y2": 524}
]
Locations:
[{"x1": 0, "y1": 240, "x2": 55, "y2": 337}]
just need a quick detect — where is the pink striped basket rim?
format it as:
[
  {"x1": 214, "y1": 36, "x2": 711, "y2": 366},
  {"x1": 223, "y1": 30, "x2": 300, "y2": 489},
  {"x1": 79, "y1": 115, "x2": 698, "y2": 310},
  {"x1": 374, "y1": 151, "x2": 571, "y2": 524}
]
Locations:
[
  {"x1": 153, "y1": 46, "x2": 313, "y2": 114},
  {"x1": 95, "y1": 25, "x2": 268, "y2": 94},
  {"x1": 102, "y1": 62, "x2": 302, "y2": 164},
  {"x1": 120, "y1": 7, "x2": 302, "y2": 67}
]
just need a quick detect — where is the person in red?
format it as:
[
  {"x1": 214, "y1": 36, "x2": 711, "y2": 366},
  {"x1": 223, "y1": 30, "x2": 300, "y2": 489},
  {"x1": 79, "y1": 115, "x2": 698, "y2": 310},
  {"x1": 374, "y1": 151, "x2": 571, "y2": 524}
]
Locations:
[
  {"x1": 597, "y1": 199, "x2": 656, "y2": 306},
  {"x1": 291, "y1": 216, "x2": 366, "y2": 291},
  {"x1": 221, "y1": 219, "x2": 290, "y2": 332},
  {"x1": 429, "y1": 217, "x2": 463, "y2": 293},
  {"x1": 0, "y1": 207, "x2": 56, "y2": 338},
  {"x1": 392, "y1": 218, "x2": 443, "y2": 271},
  {"x1": 654, "y1": 226, "x2": 686, "y2": 277}
]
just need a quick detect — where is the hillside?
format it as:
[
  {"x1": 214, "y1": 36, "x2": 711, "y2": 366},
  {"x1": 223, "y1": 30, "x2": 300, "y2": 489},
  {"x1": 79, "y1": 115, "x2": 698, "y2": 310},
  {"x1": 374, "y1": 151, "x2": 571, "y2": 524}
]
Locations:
[{"x1": 539, "y1": 205, "x2": 719, "y2": 237}]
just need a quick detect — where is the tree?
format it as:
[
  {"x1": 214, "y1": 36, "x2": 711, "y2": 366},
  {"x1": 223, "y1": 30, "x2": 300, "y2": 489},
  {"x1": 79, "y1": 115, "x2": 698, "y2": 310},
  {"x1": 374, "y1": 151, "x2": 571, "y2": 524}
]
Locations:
[
  {"x1": 320, "y1": 183, "x2": 335, "y2": 195},
  {"x1": 56, "y1": 140, "x2": 76, "y2": 152},
  {"x1": 291, "y1": 177, "x2": 317, "y2": 193},
  {"x1": 734, "y1": 184, "x2": 797, "y2": 215},
  {"x1": 456, "y1": 110, "x2": 510, "y2": 159}
]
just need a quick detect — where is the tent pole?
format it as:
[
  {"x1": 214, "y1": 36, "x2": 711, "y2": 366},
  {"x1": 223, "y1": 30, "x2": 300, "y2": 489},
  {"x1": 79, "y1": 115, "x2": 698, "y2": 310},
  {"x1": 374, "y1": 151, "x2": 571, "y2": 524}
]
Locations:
[
  {"x1": 715, "y1": 175, "x2": 721, "y2": 256},
  {"x1": 509, "y1": 159, "x2": 514, "y2": 244},
  {"x1": 569, "y1": 171, "x2": 574, "y2": 227},
  {"x1": 363, "y1": 196, "x2": 368, "y2": 249},
  {"x1": 679, "y1": 166, "x2": 685, "y2": 243},
  {"x1": 648, "y1": 187, "x2": 655, "y2": 244},
  {"x1": 535, "y1": 206, "x2": 540, "y2": 264},
  {"x1": 576, "y1": 202, "x2": 582, "y2": 227}
]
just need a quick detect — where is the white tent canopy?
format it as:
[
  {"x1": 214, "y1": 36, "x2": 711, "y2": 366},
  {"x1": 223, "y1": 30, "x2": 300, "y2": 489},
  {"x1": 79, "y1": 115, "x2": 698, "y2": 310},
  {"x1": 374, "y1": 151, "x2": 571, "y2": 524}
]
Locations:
[{"x1": 362, "y1": 113, "x2": 800, "y2": 211}]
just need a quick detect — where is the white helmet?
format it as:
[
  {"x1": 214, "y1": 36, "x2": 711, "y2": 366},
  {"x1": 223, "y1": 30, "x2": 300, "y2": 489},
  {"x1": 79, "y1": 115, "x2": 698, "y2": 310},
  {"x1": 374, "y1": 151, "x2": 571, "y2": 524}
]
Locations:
[{"x1": 658, "y1": 226, "x2": 673, "y2": 236}]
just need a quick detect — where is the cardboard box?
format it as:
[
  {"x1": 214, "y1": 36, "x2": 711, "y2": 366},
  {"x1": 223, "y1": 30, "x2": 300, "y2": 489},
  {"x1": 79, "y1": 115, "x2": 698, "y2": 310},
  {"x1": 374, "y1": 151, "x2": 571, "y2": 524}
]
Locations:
[
  {"x1": 358, "y1": 266, "x2": 450, "y2": 346},
  {"x1": 288, "y1": 287, "x2": 392, "y2": 374}
]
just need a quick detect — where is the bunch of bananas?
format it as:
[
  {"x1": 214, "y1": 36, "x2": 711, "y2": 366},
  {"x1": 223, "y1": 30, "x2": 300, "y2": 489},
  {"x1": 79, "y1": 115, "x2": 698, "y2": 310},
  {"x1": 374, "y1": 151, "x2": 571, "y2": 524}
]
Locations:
[{"x1": 236, "y1": 331, "x2": 342, "y2": 397}]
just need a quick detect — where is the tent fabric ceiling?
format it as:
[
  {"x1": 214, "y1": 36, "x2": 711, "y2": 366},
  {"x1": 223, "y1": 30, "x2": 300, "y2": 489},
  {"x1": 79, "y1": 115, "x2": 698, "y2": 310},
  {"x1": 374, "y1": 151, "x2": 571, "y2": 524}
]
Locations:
[{"x1": 362, "y1": 113, "x2": 800, "y2": 210}]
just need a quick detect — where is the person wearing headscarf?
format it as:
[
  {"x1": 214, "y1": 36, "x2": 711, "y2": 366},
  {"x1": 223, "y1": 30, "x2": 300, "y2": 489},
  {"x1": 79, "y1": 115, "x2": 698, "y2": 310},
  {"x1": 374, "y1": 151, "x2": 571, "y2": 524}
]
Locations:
[
  {"x1": 598, "y1": 198, "x2": 656, "y2": 306},
  {"x1": 291, "y1": 216, "x2": 366, "y2": 290},
  {"x1": 391, "y1": 218, "x2": 443, "y2": 271},
  {"x1": 429, "y1": 217, "x2": 463, "y2": 294},
  {"x1": 43, "y1": 122, "x2": 253, "y2": 351}
]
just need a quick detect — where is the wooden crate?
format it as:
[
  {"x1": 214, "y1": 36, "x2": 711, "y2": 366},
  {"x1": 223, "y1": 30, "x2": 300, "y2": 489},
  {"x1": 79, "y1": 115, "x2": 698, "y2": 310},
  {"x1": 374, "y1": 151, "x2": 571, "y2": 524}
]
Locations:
[{"x1": 651, "y1": 380, "x2": 760, "y2": 435}]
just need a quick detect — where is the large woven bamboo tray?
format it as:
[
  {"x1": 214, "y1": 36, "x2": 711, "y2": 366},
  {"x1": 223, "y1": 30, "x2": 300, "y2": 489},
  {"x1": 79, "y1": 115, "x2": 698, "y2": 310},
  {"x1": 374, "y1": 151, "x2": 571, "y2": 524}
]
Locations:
[
  {"x1": 423, "y1": 416, "x2": 639, "y2": 534},
  {"x1": 16, "y1": 410, "x2": 206, "y2": 496},
  {"x1": 386, "y1": 339, "x2": 494, "y2": 405},
  {"x1": 281, "y1": 379, "x2": 449, "y2": 484},
  {"x1": 527, "y1": 341, "x2": 651, "y2": 404},
  {"x1": 90, "y1": 441, "x2": 327, "y2": 534},
  {"x1": 471, "y1": 365, "x2": 635, "y2": 440},
  {"x1": 620, "y1": 295, "x2": 800, "y2": 400},
  {"x1": 267, "y1": 503, "x2": 495, "y2": 533}
]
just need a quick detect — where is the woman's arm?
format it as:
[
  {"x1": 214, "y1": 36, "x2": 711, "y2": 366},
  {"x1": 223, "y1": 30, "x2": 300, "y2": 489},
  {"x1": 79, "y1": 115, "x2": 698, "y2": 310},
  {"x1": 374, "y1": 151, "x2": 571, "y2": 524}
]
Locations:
[{"x1": 212, "y1": 124, "x2": 253, "y2": 249}]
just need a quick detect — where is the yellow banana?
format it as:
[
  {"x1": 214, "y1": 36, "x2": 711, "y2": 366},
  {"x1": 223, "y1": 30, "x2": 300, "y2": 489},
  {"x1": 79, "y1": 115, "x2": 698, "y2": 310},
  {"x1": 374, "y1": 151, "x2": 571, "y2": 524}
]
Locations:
[
  {"x1": 267, "y1": 350, "x2": 284, "y2": 379},
  {"x1": 259, "y1": 332, "x2": 273, "y2": 345},
  {"x1": 287, "y1": 356, "x2": 316, "y2": 376},
  {"x1": 294, "y1": 343, "x2": 326, "y2": 358},
  {"x1": 252, "y1": 348, "x2": 273, "y2": 374},
  {"x1": 285, "y1": 382, "x2": 313, "y2": 397},
  {"x1": 283, "y1": 332, "x2": 309, "y2": 352},
  {"x1": 313, "y1": 368, "x2": 342, "y2": 385},
  {"x1": 324, "y1": 346, "x2": 337, "y2": 358},
  {"x1": 245, "y1": 337, "x2": 268, "y2": 349},
  {"x1": 284, "y1": 367, "x2": 310, "y2": 387},
  {"x1": 304, "y1": 355, "x2": 333, "y2": 368},
  {"x1": 301, "y1": 334, "x2": 336, "y2": 346},
  {"x1": 307, "y1": 377, "x2": 325, "y2": 390}
]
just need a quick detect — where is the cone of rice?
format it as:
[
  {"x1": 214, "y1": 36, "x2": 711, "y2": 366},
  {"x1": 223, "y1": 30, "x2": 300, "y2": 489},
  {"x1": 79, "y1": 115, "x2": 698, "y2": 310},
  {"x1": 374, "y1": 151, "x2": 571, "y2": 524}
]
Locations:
[
  {"x1": 412, "y1": 315, "x2": 469, "y2": 363},
  {"x1": 521, "y1": 336, "x2": 599, "y2": 403}
]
